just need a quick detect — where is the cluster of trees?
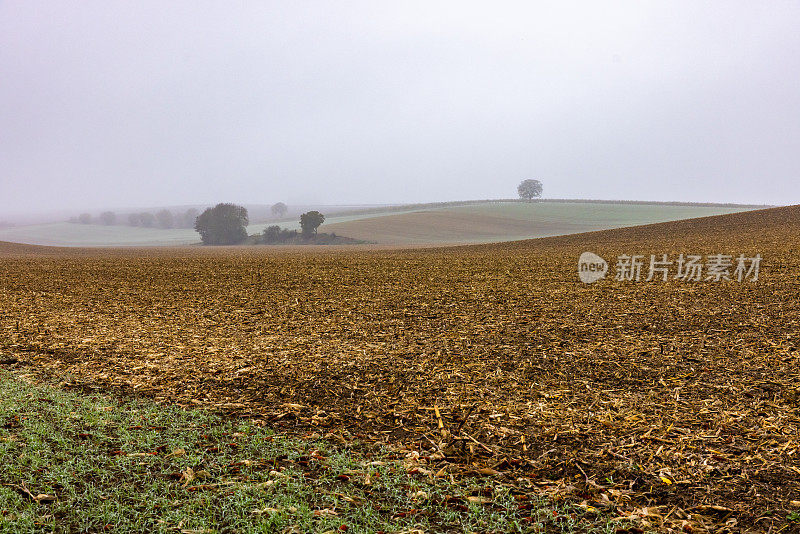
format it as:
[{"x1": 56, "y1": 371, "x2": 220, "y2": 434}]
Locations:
[
  {"x1": 258, "y1": 210, "x2": 325, "y2": 244},
  {"x1": 194, "y1": 204, "x2": 323, "y2": 246},
  {"x1": 261, "y1": 225, "x2": 298, "y2": 244}
]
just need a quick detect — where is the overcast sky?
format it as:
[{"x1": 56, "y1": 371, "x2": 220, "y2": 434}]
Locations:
[{"x1": 1, "y1": 1, "x2": 799, "y2": 215}]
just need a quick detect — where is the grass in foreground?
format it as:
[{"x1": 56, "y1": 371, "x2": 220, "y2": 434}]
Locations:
[{"x1": 0, "y1": 374, "x2": 622, "y2": 533}]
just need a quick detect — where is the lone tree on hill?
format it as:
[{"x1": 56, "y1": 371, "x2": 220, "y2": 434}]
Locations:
[
  {"x1": 270, "y1": 202, "x2": 288, "y2": 218},
  {"x1": 299, "y1": 211, "x2": 325, "y2": 237},
  {"x1": 517, "y1": 179, "x2": 543, "y2": 201},
  {"x1": 194, "y1": 203, "x2": 249, "y2": 245}
]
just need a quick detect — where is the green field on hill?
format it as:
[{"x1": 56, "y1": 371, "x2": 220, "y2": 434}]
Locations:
[{"x1": 321, "y1": 201, "x2": 761, "y2": 244}]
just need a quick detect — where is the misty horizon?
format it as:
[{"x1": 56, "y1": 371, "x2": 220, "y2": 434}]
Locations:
[{"x1": 2, "y1": 2, "x2": 799, "y2": 218}]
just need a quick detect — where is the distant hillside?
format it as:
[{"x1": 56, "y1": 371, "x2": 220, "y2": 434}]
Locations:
[
  {"x1": 471, "y1": 203, "x2": 800, "y2": 253},
  {"x1": 0, "y1": 200, "x2": 766, "y2": 247},
  {"x1": 322, "y1": 201, "x2": 762, "y2": 245}
]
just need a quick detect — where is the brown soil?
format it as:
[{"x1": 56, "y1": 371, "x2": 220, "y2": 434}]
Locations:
[{"x1": 2, "y1": 205, "x2": 799, "y2": 532}]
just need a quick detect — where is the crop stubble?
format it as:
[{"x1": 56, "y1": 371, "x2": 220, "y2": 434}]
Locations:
[{"x1": 1, "y1": 206, "x2": 799, "y2": 531}]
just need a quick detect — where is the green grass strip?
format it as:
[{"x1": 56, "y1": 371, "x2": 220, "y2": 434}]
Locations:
[{"x1": 0, "y1": 373, "x2": 623, "y2": 533}]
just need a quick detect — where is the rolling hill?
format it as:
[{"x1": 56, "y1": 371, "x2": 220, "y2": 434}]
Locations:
[
  {"x1": 322, "y1": 201, "x2": 763, "y2": 244},
  {"x1": 0, "y1": 200, "x2": 763, "y2": 247}
]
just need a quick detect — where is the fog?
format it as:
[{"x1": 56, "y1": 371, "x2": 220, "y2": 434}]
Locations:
[{"x1": 2, "y1": 1, "x2": 799, "y2": 217}]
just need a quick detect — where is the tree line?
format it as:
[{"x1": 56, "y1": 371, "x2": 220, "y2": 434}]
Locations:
[
  {"x1": 68, "y1": 201, "x2": 292, "y2": 231},
  {"x1": 70, "y1": 208, "x2": 199, "y2": 229}
]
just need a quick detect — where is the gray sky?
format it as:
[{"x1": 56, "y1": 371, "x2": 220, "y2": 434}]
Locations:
[{"x1": 1, "y1": 1, "x2": 799, "y2": 216}]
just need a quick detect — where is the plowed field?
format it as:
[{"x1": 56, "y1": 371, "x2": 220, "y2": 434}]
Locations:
[{"x1": 2, "y1": 205, "x2": 799, "y2": 532}]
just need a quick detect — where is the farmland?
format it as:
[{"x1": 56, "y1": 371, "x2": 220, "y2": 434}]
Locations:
[
  {"x1": 323, "y1": 201, "x2": 764, "y2": 245},
  {"x1": 1, "y1": 205, "x2": 799, "y2": 532},
  {"x1": 0, "y1": 201, "x2": 762, "y2": 247}
]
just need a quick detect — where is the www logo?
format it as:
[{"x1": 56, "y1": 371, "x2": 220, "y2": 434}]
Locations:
[{"x1": 578, "y1": 252, "x2": 608, "y2": 284}]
